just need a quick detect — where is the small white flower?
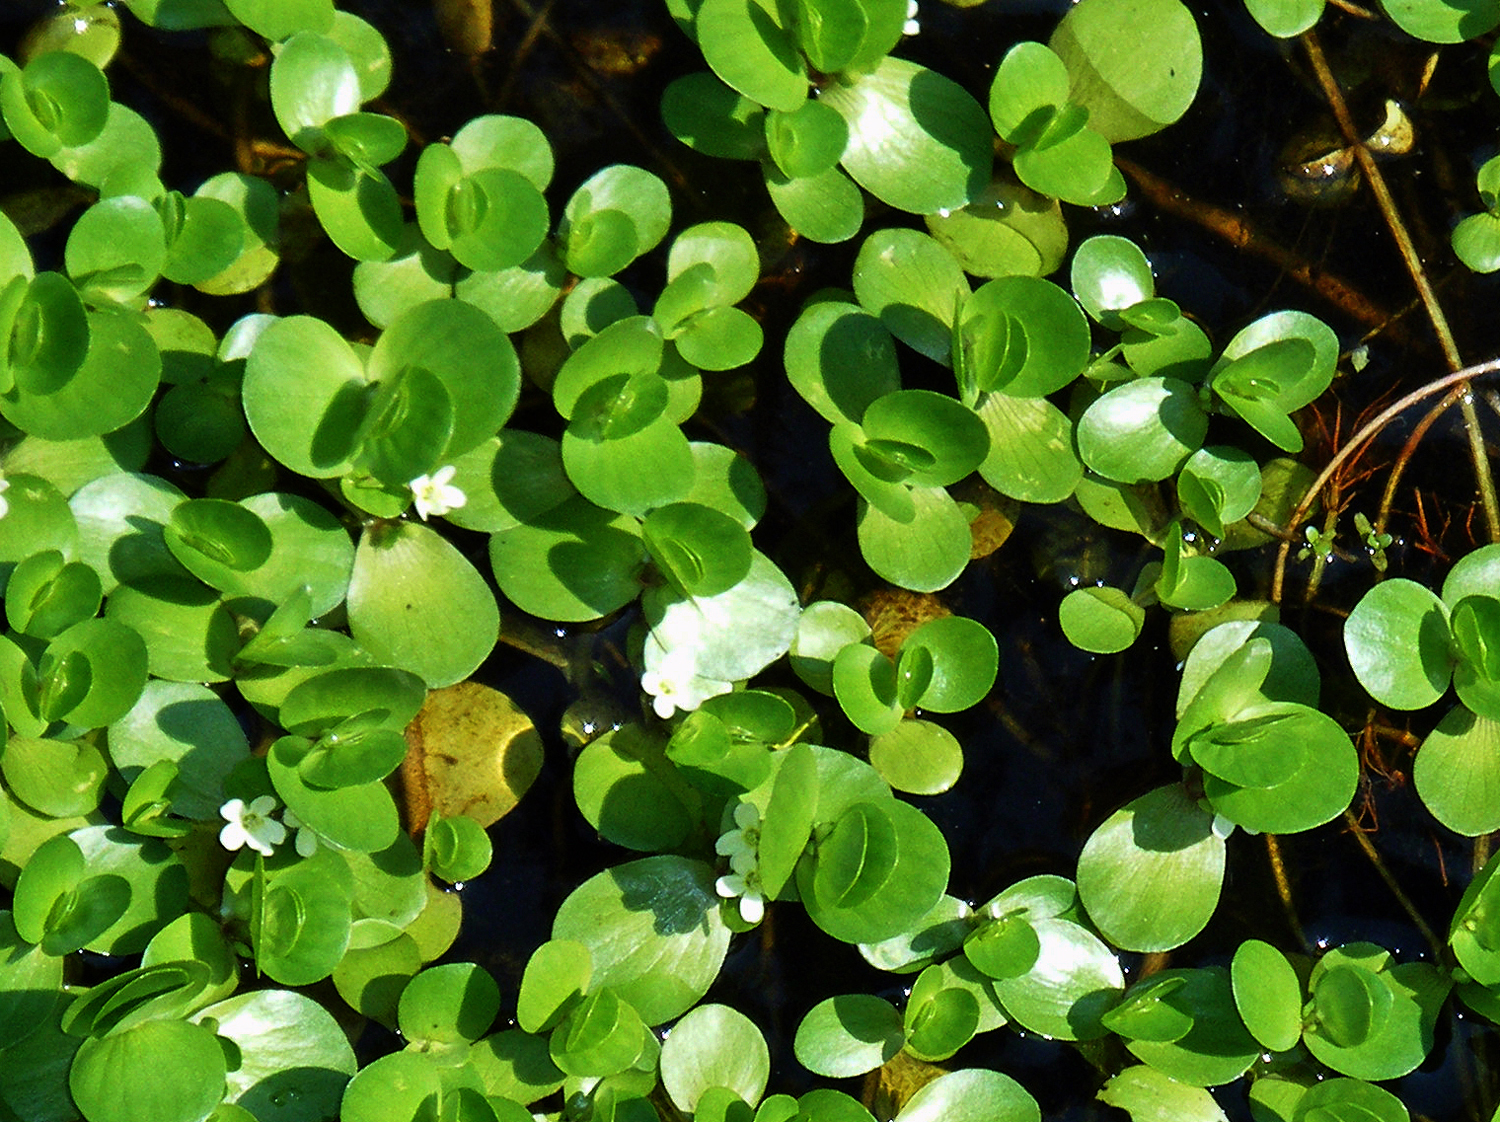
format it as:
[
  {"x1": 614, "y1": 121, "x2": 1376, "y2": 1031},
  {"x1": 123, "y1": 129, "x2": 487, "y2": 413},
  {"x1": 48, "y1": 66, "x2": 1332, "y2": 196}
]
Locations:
[
  {"x1": 715, "y1": 872, "x2": 766, "y2": 924},
  {"x1": 640, "y1": 646, "x2": 733, "y2": 719},
  {"x1": 715, "y1": 801, "x2": 762, "y2": 876},
  {"x1": 0, "y1": 473, "x2": 11, "y2": 519},
  {"x1": 281, "y1": 807, "x2": 318, "y2": 857},
  {"x1": 219, "y1": 795, "x2": 287, "y2": 857},
  {"x1": 903, "y1": 0, "x2": 920, "y2": 35},
  {"x1": 409, "y1": 465, "x2": 466, "y2": 521},
  {"x1": 714, "y1": 801, "x2": 766, "y2": 924}
]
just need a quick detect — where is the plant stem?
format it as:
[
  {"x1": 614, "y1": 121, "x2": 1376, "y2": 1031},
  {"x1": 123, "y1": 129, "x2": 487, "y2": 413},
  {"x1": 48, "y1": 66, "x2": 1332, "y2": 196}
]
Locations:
[
  {"x1": 1265, "y1": 833, "x2": 1310, "y2": 953},
  {"x1": 1342, "y1": 808, "x2": 1444, "y2": 959},
  {"x1": 1374, "y1": 388, "x2": 1464, "y2": 538},
  {"x1": 1301, "y1": 30, "x2": 1500, "y2": 543},
  {"x1": 1115, "y1": 156, "x2": 1402, "y2": 335},
  {"x1": 1271, "y1": 357, "x2": 1500, "y2": 601}
]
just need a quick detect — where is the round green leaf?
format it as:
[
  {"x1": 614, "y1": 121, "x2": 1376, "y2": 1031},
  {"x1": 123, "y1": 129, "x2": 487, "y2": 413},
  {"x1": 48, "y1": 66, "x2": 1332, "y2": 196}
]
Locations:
[
  {"x1": 164, "y1": 498, "x2": 273, "y2": 586},
  {"x1": 0, "y1": 911, "x2": 62, "y2": 1050},
  {"x1": 926, "y1": 175, "x2": 1067, "y2": 280},
  {"x1": 1124, "y1": 967, "x2": 1260, "y2": 1086},
  {"x1": 793, "y1": 995, "x2": 903, "y2": 1078},
  {"x1": 306, "y1": 157, "x2": 402, "y2": 262},
  {"x1": 2, "y1": 736, "x2": 106, "y2": 818},
  {"x1": 960, "y1": 276, "x2": 1090, "y2": 400},
  {"x1": 1, "y1": 51, "x2": 110, "y2": 158},
  {"x1": 1344, "y1": 579, "x2": 1453, "y2": 710},
  {"x1": 1245, "y1": 0, "x2": 1326, "y2": 34},
  {"x1": 575, "y1": 725, "x2": 695, "y2": 852},
  {"x1": 398, "y1": 962, "x2": 500, "y2": 1048},
  {"x1": 903, "y1": 986, "x2": 980, "y2": 1062},
  {"x1": 989, "y1": 915, "x2": 1122, "y2": 1040},
  {"x1": 857, "y1": 487, "x2": 972, "y2": 593},
  {"x1": 660, "y1": 1003, "x2": 769, "y2": 1113},
  {"x1": 1303, "y1": 949, "x2": 1447, "y2": 1081},
  {"x1": 976, "y1": 391, "x2": 1081, "y2": 503},
  {"x1": 790, "y1": 600, "x2": 871, "y2": 695},
  {"x1": 696, "y1": 0, "x2": 807, "y2": 112},
  {"x1": 832, "y1": 642, "x2": 903, "y2": 735},
  {"x1": 988, "y1": 41, "x2": 1071, "y2": 142},
  {"x1": 767, "y1": 99, "x2": 848, "y2": 179},
  {"x1": 270, "y1": 32, "x2": 361, "y2": 147},
  {"x1": 1201, "y1": 703, "x2": 1357, "y2": 834},
  {"x1": 13, "y1": 833, "x2": 129, "y2": 955},
  {"x1": 902, "y1": 615, "x2": 998, "y2": 712},
  {"x1": 517, "y1": 939, "x2": 592, "y2": 1034},
  {"x1": 243, "y1": 315, "x2": 366, "y2": 478},
  {"x1": 198, "y1": 987, "x2": 357, "y2": 1120},
  {"x1": 0, "y1": 272, "x2": 89, "y2": 398},
  {"x1": 764, "y1": 161, "x2": 866, "y2": 244},
  {"x1": 1454, "y1": 211, "x2": 1500, "y2": 274},
  {"x1": 66, "y1": 196, "x2": 166, "y2": 306},
  {"x1": 548, "y1": 986, "x2": 650, "y2": 1078},
  {"x1": 489, "y1": 495, "x2": 644, "y2": 622},
  {"x1": 1060, "y1": 585, "x2": 1144, "y2": 654},
  {"x1": 643, "y1": 549, "x2": 798, "y2": 683},
  {"x1": 70, "y1": 1019, "x2": 227, "y2": 1122},
  {"x1": 1077, "y1": 377, "x2": 1207, "y2": 484},
  {"x1": 1071, "y1": 235, "x2": 1155, "y2": 328},
  {"x1": 268, "y1": 737, "x2": 400, "y2": 853},
  {"x1": 797, "y1": 798, "x2": 950, "y2": 945},
  {"x1": 1231, "y1": 939, "x2": 1302, "y2": 1053},
  {"x1": 894, "y1": 1068, "x2": 1039, "y2": 1122},
  {"x1": 552, "y1": 855, "x2": 731, "y2": 1025},
  {"x1": 1049, "y1": 0, "x2": 1202, "y2": 142},
  {"x1": 852, "y1": 228, "x2": 968, "y2": 367},
  {"x1": 109, "y1": 680, "x2": 250, "y2": 820},
  {"x1": 822, "y1": 57, "x2": 992, "y2": 215},
  {"x1": 2, "y1": 306, "x2": 160, "y2": 440},
  {"x1": 859, "y1": 390, "x2": 989, "y2": 488},
  {"x1": 340, "y1": 1051, "x2": 441, "y2": 1122},
  {"x1": 1380, "y1": 0, "x2": 1500, "y2": 41},
  {"x1": 661, "y1": 71, "x2": 766, "y2": 159},
  {"x1": 347, "y1": 519, "x2": 498, "y2": 687},
  {"x1": 868, "y1": 719, "x2": 963, "y2": 796},
  {"x1": 1097, "y1": 1066, "x2": 1230, "y2": 1122},
  {"x1": 560, "y1": 164, "x2": 672, "y2": 278},
  {"x1": 1415, "y1": 704, "x2": 1500, "y2": 836},
  {"x1": 1077, "y1": 784, "x2": 1224, "y2": 952},
  {"x1": 644, "y1": 502, "x2": 753, "y2": 598}
]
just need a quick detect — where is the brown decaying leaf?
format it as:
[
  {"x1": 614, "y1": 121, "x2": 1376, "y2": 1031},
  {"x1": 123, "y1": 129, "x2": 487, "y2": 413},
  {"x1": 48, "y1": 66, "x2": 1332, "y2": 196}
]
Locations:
[
  {"x1": 861, "y1": 591, "x2": 953, "y2": 660},
  {"x1": 401, "y1": 681, "x2": 543, "y2": 834}
]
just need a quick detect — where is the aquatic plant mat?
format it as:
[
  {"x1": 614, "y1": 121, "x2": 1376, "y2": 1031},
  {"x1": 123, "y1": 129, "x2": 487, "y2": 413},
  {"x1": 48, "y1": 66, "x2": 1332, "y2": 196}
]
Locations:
[{"x1": 7, "y1": 0, "x2": 1500, "y2": 1119}]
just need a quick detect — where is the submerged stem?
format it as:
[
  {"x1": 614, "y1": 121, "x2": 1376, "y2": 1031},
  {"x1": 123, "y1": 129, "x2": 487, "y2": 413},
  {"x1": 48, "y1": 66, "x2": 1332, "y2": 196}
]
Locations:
[
  {"x1": 1301, "y1": 31, "x2": 1500, "y2": 543},
  {"x1": 1342, "y1": 808, "x2": 1444, "y2": 959},
  {"x1": 1271, "y1": 358, "x2": 1500, "y2": 601},
  {"x1": 1265, "y1": 833, "x2": 1310, "y2": 953}
]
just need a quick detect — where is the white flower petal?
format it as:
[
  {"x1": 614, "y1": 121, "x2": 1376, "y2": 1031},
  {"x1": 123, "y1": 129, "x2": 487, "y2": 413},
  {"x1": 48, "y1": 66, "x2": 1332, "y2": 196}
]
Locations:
[
  {"x1": 728, "y1": 850, "x2": 758, "y2": 877},
  {"x1": 716, "y1": 874, "x2": 746, "y2": 899},
  {"x1": 409, "y1": 465, "x2": 467, "y2": 521},
  {"x1": 738, "y1": 891, "x2": 765, "y2": 925},
  {"x1": 219, "y1": 821, "x2": 248, "y2": 852}
]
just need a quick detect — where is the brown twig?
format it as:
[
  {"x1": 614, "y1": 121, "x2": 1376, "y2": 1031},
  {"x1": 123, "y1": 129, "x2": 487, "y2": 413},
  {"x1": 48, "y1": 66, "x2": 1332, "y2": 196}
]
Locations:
[
  {"x1": 1271, "y1": 358, "x2": 1500, "y2": 601},
  {"x1": 1302, "y1": 31, "x2": 1500, "y2": 542},
  {"x1": 1115, "y1": 156, "x2": 1402, "y2": 334},
  {"x1": 1342, "y1": 808, "x2": 1445, "y2": 959}
]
